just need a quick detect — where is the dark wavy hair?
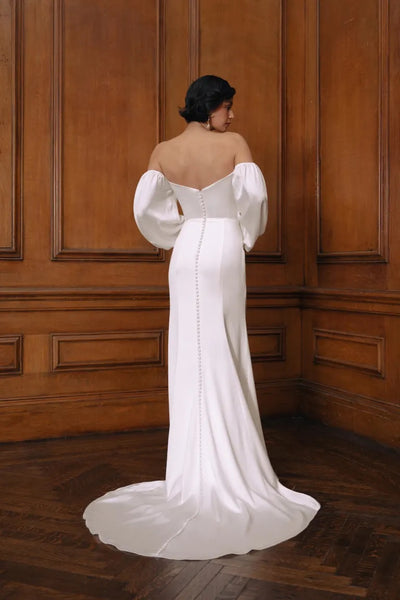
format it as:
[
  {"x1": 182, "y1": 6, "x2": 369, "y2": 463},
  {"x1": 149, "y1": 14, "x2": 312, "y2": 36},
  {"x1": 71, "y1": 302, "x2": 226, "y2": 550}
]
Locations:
[{"x1": 179, "y1": 75, "x2": 236, "y2": 123}]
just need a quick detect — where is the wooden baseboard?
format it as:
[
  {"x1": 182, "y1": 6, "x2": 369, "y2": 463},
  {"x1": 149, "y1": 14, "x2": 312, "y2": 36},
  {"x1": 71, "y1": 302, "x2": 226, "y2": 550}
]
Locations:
[
  {"x1": 1, "y1": 375, "x2": 398, "y2": 449},
  {"x1": 0, "y1": 380, "x2": 300, "y2": 443},
  {"x1": 0, "y1": 389, "x2": 169, "y2": 443},
  {"x1": 257, "y1": 379, "x2": 301, "y2": 417},
  {"x1": 298, "y1": 379, "x2": 400, "y2": 449}
]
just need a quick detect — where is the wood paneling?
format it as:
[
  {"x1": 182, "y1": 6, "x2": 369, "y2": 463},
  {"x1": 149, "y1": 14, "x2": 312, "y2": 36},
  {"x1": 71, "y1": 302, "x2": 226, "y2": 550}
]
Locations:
[
  {"x1": 0, "y1": 290, "x2": 299, "y2": 441},
  {"x1": 52, "y1": 0, "x2": 165, "y2": 261},
  {"x1": 316, "y1": 0, "x2": 389, "y2": 263},
  {"x1": 303, "y1": 310, "x2": 388, "y2": 400},
  {"x1": 301, "y1": 0, "x2": 400, "y2": 448},
  {"x1": 0, "y1": 0, "x2": 22, "y2": 259},
  {"x1": 249, "y1": 327, "x2": 286, "y2": 363},
  {"x1": 1, "y1": 0, "x2": 398, "y2": 448},
  {"x1": 0, "y1": 335, "x2": 22, "y2": 375},
  {"x1": 313, "y1": 328, "x2": 384, "y2": 378},
  {"x1": 247, "y1": 308, "x2": 300, "y2": 383},
  {"x1": 51, "y1": 330, "x2": 163, "y2": 372}
]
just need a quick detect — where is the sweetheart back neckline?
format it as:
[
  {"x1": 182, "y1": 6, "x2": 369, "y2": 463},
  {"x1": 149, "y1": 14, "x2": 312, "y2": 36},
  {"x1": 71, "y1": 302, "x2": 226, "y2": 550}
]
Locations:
[
  {"x1": 169, "y1": 170, "x2": 234, "y2": 192},
  {"x1": 146, "y1": 161, "x2": 255, "y2": 193}
]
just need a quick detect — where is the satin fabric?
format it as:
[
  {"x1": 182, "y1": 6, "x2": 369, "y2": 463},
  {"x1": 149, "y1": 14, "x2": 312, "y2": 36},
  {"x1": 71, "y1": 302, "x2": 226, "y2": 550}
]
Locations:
[{"x1": 82, "y1": 162, "x2": 320, "y2": 560}]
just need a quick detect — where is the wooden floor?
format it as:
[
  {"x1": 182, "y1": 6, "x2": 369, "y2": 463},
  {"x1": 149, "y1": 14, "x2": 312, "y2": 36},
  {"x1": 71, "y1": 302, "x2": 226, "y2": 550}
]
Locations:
[{"x1": 0, "y1": 417, "x2": 399, "y2": 600}]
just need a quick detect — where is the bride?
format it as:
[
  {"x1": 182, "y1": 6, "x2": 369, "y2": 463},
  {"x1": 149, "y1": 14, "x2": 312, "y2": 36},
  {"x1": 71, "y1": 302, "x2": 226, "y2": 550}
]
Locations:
[{"x1": 83, "y1": 75, "x2": 320, "y2": 560}]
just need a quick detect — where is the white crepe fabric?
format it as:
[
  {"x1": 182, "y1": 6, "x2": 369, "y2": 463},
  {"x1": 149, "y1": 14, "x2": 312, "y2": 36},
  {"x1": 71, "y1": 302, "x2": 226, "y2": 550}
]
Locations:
[{"x1": 82, "y1": 162, "x2": 320, "y2": 560}]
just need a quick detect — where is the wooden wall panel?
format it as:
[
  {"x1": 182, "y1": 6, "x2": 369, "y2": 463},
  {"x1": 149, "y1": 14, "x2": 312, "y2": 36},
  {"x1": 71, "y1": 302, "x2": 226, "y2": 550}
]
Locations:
[
  {"x1": 247, "y1": 307, "x2": 300, "y2": 383},
  {"x1": 0, "y1": 0, "x2": 22, "y2": 259},
  {"x1": 302, "y1": 307, "x2": 399, "y2": 446},
  {"x1": 302, "y1": 0, "x2": 400, "y2": 447},
  {"x1": 303, "y1": 310, "x2": 386, "y2": 400},
  {"x1": 317, "y1": 0, "x2": 388, "y2": 263},
  {"x1": 52, "y1": 0, "x2": 164, "y2": 261},
  {"x1": 51, "y1": 330, "x2": 163, "y2": 372},
  {"x1": 249, "y1": 327, "x2": 286, "y2": 363},
  {"x1": 0, "y1": 335, "x2": 22, "y2": 375},
  {"x1": 313, "y1": 328, "x2": 384, "y2": 378},
  {"x1": 0, "y1": 307, "x2": 169, "y2": 399},
  {"x1": 0, "y1": 294, "x2": 300, "y2": 441}
]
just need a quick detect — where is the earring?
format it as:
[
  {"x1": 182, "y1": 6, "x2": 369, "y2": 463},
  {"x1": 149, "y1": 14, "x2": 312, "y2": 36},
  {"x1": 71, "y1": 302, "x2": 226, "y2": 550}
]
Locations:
[{"x1": 206, "y1": 117, "x2": 211, "y2": 130}]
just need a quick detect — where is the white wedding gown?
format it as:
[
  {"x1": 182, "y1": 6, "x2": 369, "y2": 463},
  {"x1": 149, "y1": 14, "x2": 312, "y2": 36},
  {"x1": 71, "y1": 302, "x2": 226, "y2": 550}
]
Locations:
[{"x1": 82, "y1": 161, "x2": 320, "y2": 560}]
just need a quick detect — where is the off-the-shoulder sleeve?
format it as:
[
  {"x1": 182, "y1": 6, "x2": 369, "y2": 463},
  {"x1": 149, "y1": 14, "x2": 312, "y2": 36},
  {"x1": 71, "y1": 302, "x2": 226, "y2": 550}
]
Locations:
[
  {"x1": 232, "y1": 162, "x2": 268, "y2": 252},
  {"x1": 133, "y1": 170, "x2": 185, "y2": 250}
]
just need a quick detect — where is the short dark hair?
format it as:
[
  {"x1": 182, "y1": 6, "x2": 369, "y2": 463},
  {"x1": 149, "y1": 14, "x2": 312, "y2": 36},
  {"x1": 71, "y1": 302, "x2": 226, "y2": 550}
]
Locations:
[{"x1": 179, "y1": 75, "x2": 236, "y2": 123}]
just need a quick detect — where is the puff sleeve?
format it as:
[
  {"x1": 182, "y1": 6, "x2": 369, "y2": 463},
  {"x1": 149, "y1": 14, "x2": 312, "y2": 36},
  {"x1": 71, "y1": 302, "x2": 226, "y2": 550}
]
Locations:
[
  {"x1": 133, "y1": 170, "x2": 185, "y2": 250},
  {"x1": 232, "y1": 162, "x2": 268, "y2": 252}
]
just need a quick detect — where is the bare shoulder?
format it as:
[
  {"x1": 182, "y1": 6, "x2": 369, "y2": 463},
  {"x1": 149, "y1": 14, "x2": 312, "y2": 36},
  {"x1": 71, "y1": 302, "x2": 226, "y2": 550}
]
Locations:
[
  {"x1": 147, "y1": 141, "x2": 169, "y2": 170},
  {"x1": 222, "y1": 132, "x2": 253, "y2": 163}
]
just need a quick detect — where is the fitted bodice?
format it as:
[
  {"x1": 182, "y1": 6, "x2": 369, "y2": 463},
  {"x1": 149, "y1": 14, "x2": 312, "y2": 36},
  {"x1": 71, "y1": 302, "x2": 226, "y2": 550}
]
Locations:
[
  {"x1": 133, "y1": 161, "x2": 268, "y2": 252},
  {"x1": 169, "y1": 173, "x2": 239, "y2": 219}
]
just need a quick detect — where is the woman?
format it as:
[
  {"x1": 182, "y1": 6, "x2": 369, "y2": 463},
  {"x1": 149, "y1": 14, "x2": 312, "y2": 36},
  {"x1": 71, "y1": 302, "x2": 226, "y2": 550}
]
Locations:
[{"x1": 83, "y1": 75, "x2": 320, "y2": 560}]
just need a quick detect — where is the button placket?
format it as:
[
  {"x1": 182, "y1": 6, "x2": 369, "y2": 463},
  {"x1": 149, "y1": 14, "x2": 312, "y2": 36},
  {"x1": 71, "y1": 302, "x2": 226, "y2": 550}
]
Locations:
[
  {"x1": 194, "y1": 191, "x2": 207, "y2": 506},
  {"x1": 155, "y1": 189, "x2": 207, "y2": 557}
]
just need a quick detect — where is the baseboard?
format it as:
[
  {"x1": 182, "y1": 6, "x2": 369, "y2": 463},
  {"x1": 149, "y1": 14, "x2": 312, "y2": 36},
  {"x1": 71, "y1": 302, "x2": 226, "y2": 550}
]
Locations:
[
  {"x1": 1, "y1": 378, "x2": 397, "y2": 449},
  {"x1": 0, "y1": 379, "x2": 300, "y2": 443},
  {"x1": 298, "y1": 379, "x2": 400, "y2": 448},
  {"x1": 0, "y1": 388, "x2": 169, "y2": 443}
]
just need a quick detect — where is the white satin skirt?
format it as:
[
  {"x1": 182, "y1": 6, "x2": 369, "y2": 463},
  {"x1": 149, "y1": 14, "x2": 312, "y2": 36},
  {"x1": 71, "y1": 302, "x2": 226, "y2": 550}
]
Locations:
[{"x1": 83, "y1": 217, "x2": 320, "y2": 560}]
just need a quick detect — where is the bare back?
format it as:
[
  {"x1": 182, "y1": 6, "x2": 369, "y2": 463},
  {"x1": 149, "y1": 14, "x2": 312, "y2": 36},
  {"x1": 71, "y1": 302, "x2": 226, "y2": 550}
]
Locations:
[{"x1": 147, "y1": 125, "x2": 252, "y2": 190}]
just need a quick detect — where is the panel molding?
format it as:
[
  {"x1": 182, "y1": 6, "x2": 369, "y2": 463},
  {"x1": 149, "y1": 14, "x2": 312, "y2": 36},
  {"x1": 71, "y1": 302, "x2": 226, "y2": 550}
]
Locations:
[
  {"x1": 315, "y1": 0, "x2": 389, "y2": 263},
  {"x1": 188, "y1": 0, "x2": 199, "y2": 82},
  {"x1": 51, "y1": 0, "x2": 166, "y2": 262},
  {"x1": 249, "y1": 327, "x2": 286, "y2": 362},
  {"x1": 247, "y1": 0, "x2": 286, "y2": 264},
  {"x1": 51, "y1": 330, "x2": 164, "y2": 372},
  {"x1": 4, "y1": 286, "x2": 400, "y2": 315},
  {"x1": 302, "y1": 288, "x2": 400, "y2": 316},
  {"x1": 0, "y1": 0, "x2": 23, "y2": 260},
  {"x1": 0, "y1": 285, "x2": 302, "y2": 312},
  {"x1": 0, "y1": 334, "x2": 23, "y2": 375},
  {"x1": 313, "y1": 327, "x2": 384, "y2": 378}
]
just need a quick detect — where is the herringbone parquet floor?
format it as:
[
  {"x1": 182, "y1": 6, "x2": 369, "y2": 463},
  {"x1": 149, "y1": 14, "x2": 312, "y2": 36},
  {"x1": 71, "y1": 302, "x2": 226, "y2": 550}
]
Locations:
[{"x1": 0, "y1": 417, "x2": 399, "y2": 599}]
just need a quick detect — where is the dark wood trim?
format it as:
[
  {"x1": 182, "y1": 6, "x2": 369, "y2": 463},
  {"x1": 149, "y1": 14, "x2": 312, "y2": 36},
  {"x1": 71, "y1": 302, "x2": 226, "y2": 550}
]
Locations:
[
  {"x1": 0, "y1": 286, "x2": 302, "y2": 311},
  {"x1": 0, "y1": 285, "x2": 400, "y2": 316},
  {"x1": 188, "y1": 0, "x2": 199, "y2": 83},
  {"x1": 156, "y1": 0, "x2": 166, "y2": 142},
  {"x1": 0, "y1": 0, "x2": 23, "y2": 260},
  {"x1": 302, "y1": 287, "x2": 400, "y2": 316}
]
